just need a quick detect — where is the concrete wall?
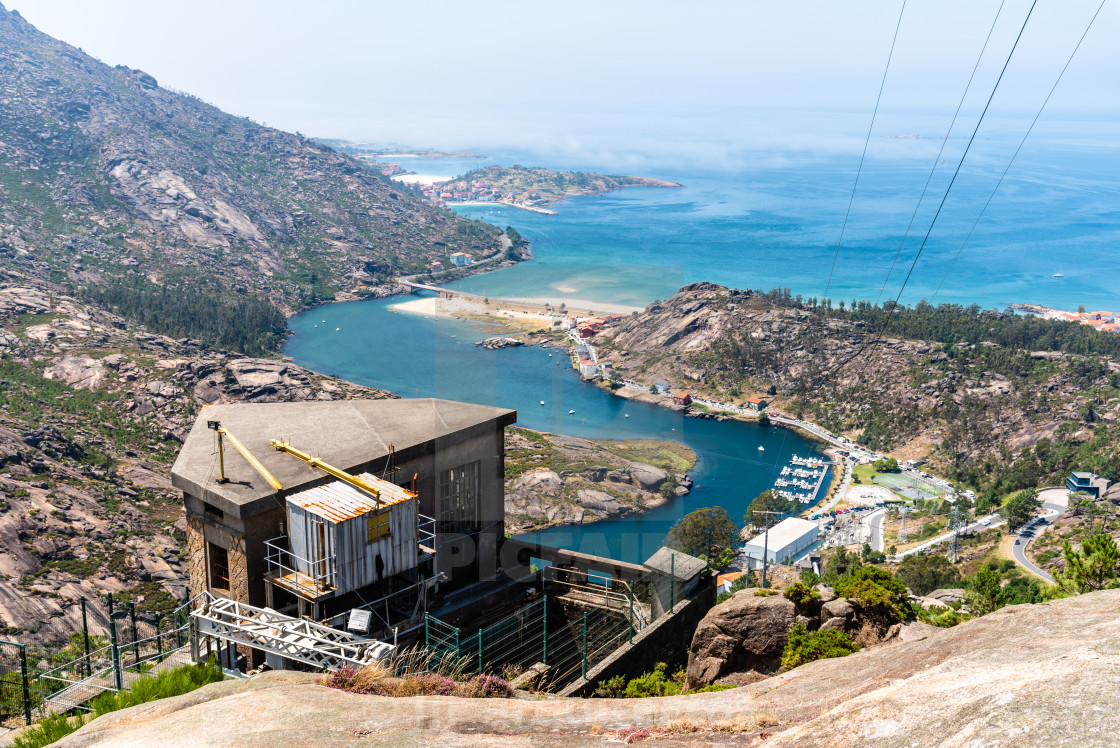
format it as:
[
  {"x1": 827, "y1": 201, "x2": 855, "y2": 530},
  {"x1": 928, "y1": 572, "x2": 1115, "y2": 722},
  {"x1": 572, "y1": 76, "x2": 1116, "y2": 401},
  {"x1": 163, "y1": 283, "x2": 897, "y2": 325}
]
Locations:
[{"x1": 558, "y1": 581, "x2": 716, "y2": 697}]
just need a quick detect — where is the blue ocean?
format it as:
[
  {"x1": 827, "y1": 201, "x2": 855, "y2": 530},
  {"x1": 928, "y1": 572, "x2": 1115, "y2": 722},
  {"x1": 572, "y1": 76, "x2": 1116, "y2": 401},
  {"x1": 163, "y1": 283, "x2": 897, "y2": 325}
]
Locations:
[{"x1": 286, "y1": 139, "x2": 1120, "y2": 562}]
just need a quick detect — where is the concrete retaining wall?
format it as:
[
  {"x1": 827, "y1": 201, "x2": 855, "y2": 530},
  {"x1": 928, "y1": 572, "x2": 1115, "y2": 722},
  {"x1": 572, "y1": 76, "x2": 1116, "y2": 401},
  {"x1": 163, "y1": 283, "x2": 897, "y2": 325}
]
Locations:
[{"x1": 558, "y1": 581, "x2": 716, "y2": 697}]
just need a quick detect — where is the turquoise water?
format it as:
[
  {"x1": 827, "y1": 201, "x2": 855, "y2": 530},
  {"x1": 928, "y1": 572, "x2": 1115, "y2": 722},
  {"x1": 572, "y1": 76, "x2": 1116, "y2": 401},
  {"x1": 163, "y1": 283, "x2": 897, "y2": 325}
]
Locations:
[
  {"x1": 398, "y1": 143, "x2": 1120, "y2": 312},
  {"x1": 287, "y1": 142, "x2": 1120, "y2": 562},
  {"x1": 285, "y1": 295, "x2": 825, "y2": 563}
]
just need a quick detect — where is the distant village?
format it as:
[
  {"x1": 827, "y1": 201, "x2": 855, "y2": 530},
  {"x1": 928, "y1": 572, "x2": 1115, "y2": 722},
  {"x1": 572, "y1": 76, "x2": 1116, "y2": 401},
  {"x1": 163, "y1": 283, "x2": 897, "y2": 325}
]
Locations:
[
  {"x1": 410, "y1": 176, "x2": 550, "y2": 212},
  {"x1": 1012, "y1": 303, "x2": 1120, "y2": 333}
]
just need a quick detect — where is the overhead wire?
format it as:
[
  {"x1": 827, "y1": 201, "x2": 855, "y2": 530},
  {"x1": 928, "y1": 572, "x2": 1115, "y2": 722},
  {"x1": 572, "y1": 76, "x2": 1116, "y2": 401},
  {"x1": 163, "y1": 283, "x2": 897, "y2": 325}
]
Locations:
[
  {"x1": 825, "y1": 0, "x2": 1039, "y2": 380},
  {"x1": 870, "y1": 0, "x2": 1007, "y2": 308},
  {"x1": 821, "y1": 0, "x2": 908, "y2": 301},
  {"x1": 930, "y1": 0, "x2": 1109, "y2": 302}
]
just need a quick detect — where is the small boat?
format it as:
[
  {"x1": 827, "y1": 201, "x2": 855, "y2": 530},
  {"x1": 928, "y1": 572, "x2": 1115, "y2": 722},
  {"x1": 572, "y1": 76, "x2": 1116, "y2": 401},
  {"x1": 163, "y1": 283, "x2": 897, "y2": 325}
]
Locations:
[
  {"x1": 322, "y1": 320, "x2": 326, "y2": 323},
  {"x1": 548, "y1": 353, "x2": 553, "y2": 357},
  {"x1": 758, "y1": 446, "x2": 765, "y2": 452},
  {"x1": 624, "y1": 414, "x2": 629, "y2": 418},
  {"x1": 313, "y1": 325, "x2": 318, "y2": 328},
  {"x1": 540, "y1": 400, "x2": 545, "y2": 405},
  {"x1": 1053, "y1": 264, "x2": 1064, "y2": 278},
  {"x1": 568, "y1": 409, "x2": 576, "y2": 414}
]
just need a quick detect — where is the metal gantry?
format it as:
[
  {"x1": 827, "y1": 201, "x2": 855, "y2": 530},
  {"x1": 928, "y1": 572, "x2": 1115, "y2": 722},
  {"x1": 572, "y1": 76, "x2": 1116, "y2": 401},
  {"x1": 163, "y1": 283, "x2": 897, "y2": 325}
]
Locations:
[{"x1": 191, "y1": 596, "x2": 394, "y2": 670}]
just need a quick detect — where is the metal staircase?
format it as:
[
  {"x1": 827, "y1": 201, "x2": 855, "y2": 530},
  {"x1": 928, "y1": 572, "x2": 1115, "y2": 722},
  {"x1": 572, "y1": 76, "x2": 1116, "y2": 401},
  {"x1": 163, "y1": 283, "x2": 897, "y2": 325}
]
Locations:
[{"x1": 191, "y1": 596, "x2": 395, "y2": 670}]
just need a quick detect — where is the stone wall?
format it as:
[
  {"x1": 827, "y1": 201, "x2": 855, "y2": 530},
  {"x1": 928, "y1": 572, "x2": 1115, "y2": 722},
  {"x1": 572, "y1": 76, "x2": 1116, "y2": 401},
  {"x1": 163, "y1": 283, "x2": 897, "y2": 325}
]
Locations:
[
  {"x1": 558, "y1": 582, "x2": 716, "y2": 697},
  {"x1": 186, "y1": 514, "x2": 206, "y2": 598}
]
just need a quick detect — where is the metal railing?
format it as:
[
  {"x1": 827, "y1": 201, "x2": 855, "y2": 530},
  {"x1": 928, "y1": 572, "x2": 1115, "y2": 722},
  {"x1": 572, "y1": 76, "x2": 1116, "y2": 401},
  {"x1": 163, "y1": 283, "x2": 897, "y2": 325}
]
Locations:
[{"x1": 264, "y1": 536, "x2": 335, "y2": 595}]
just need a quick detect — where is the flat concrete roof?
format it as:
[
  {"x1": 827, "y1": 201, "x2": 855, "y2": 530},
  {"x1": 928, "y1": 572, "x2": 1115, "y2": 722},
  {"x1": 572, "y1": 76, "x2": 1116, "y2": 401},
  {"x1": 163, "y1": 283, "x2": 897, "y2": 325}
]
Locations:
[
  {"x1": 743, "y1": 517, "x2": 818, "y2": 552},
  {"x1": 643, "y1": 547, "x2": 706, "y2": 581},
  {"x1": 171, "y1": 399, "x2": 515, "y2": 518}
]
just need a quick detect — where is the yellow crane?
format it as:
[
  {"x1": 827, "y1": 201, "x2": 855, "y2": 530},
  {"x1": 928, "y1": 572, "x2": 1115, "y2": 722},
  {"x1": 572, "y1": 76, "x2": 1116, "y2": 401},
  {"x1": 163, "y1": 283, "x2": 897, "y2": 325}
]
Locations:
[
  {"x1": 207, "y1": 420, "x2": 282, "y2": 491},
  {"x1": 270, "y1": 439, "x2": 415, "y2": 508}
]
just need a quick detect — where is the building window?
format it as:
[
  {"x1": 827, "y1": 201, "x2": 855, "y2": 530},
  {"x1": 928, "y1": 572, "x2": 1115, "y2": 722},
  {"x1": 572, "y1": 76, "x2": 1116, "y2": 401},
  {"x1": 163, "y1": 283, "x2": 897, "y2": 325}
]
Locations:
[
  {"x1": 203, "y1": 501, "x2": 223, "y2": 522},
  {"x1": 439, "y1": 461, "x2": 480, "y2": 536},
  {"x1": 208, "y1": 542, "x2": 230, "y2": 591},
  {"x1": 366, "y1": 508, "x2": 392, "y2": 542}
]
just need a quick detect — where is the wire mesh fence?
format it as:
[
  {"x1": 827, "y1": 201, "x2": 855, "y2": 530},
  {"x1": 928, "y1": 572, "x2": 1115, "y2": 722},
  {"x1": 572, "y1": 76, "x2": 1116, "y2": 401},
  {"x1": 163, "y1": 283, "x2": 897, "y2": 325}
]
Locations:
[
  {"x1": 423, "y1": 559, "x2": 693, "y2": 694},
  {"x1": 0, "y1": 639, "x2": 31, "y2": 727}
]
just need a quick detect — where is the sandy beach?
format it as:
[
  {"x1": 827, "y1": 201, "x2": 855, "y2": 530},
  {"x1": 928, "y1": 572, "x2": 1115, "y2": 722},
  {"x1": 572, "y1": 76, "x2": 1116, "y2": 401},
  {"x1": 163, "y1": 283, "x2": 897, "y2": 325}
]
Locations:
[{"x1": 389, "y1": 293, "x2": 641, "y2": 327}]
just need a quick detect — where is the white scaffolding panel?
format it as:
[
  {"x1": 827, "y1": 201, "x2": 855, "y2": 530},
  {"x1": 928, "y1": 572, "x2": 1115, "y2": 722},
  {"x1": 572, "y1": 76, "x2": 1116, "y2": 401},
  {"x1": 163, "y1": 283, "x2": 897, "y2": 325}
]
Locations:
[{"x1": 191, "y1": 597, "x2": 394, "y2": 670}]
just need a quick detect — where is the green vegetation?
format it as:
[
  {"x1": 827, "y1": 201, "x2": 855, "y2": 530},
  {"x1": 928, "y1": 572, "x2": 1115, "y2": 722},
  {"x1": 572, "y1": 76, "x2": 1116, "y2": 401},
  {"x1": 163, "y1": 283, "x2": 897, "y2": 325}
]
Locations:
[
  {"x1": 594, "y1": 662, "x2": 728, "y2": 698},
  {"x1": 896, "y1": 553, "x2": 961, "y2": 596},
  {"x1": 80, "y1": 280, "x2": 286, "y2": 356},
  {"x1": 781, "y1": 624, "x2": 859, "y2": 670},
  {"x1": 664, "y1": 507, "x2": 738, "y2": 559},
  {"x1": 1000, "y1": 488, "x2": 1042, "y2": 532},
  {"x1": 872, "y1": 457, "x2": 900, "y2": 473},
  {"x1": 833, "y1": 566, "x2": 910, "y2": 624},
  {"x1": 1057, "y1": 533, "x2": 1120, "y2": 594},
  {"x1": 743, "y1": 489, "x2": 796, "y2": 529},
  {"x1": 12, "y1": 660, "x2": 223, "y2": 748},
  {"x1": 783, "y1": 581, "x2": 821, "y2": 608}
]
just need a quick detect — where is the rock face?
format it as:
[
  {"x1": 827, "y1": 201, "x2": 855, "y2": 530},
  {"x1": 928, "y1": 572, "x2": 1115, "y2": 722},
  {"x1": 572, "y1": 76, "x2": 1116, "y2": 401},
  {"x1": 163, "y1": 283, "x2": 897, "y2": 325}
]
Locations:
[
  {"x1": 502, "y1": 429, "x2": 694, "y2": 533},
  {"x1": 42, "y1": 355, "x2": 105, "y2": 390},
  {"x1": 684, "y1": 590, "x2": 798, "y2": 690},
  {"x1": 54, "y1": 590, "x2": 1120, "y2": 748},
  {"x1": 475, "y1": 336, "x2": 524, "y2": 349},
  {"x1": 626, "y1": 462, "x2": 669, "y2": 491}
]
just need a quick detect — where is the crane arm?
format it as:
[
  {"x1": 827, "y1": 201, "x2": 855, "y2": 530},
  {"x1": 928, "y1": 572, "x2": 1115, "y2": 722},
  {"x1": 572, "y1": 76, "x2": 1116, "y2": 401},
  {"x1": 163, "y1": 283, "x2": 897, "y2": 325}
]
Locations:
[
  {"x1": 270, "y1": 439, "x2": 392, "y2": 506},
  {"x1": 207, "y1": 420, "x2": 283, "y2": 491}
]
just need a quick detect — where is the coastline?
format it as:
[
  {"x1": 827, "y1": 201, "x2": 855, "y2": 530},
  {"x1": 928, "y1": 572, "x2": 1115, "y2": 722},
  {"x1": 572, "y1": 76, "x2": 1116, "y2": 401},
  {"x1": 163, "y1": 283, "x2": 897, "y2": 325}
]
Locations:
[{"x1": 451, "y1": 200, "x2": 558, "y2": 215}]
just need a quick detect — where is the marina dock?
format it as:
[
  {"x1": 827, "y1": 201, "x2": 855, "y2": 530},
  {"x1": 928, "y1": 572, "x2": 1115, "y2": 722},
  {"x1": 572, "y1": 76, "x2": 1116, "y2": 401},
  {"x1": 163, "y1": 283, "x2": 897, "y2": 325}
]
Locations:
[{"x1": 773, "y1": 454, "x2": 833, "y2": 506}]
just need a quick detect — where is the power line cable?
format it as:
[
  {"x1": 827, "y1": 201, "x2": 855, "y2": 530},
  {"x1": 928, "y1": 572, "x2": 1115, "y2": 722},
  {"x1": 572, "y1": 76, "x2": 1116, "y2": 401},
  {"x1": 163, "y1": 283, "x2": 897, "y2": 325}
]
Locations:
[
  {"x1": 822, "y1": 0, "x2": 907, "y2": 300},
  {"x1": 871, "y1": 0, "x2": 1007, "y2": 308},
  {"x1": 866, "y1": 0, "x2": 1037, "y2": 338},
  {"x1": 828, "y1": 0, "x2": 1038, "y2": 379},
  {"x1": 930, "y1": 0, "x2": 1109, "y2": 302}
]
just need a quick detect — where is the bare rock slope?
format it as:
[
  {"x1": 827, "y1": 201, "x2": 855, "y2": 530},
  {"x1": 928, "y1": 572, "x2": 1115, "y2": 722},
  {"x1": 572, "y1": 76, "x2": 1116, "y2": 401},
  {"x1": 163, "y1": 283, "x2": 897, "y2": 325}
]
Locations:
[{"x1": 55, "y1": 589, "x2": 1120, "y2": 747}]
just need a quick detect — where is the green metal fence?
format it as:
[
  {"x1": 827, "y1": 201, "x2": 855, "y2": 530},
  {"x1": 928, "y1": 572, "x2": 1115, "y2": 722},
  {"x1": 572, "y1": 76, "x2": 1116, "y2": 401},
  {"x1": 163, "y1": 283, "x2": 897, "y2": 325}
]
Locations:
[
  {"x1": 0, "y1": 638, "x2": 31, "y2": 727},
  {"x1": 421, "y1": 582, "x2": 663, "y2": 694}
]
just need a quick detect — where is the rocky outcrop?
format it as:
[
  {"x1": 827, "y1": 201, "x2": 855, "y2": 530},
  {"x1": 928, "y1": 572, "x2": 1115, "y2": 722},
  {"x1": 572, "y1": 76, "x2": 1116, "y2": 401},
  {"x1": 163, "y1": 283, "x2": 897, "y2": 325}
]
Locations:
[
  {"x1": 594, "y1": 283, "x2": 1120, "y2": 470},
  {"x1": 55, "y1": 590, "x2": 1120, "y2": 747},
  {"x1": 503, "y1": 429, "x2": 694, "y2": 533},
  {"x1": 626, "y1": 462, "x2": 669, "y2": 492},
  {"x1": 684, "y1": 590, "x2": 798, "y2": 690},
  {"x1": 475, "y1": 336, "x2": 524, "y2": 349},
  {"x1": 42, "y1": 355, "x2": 105, "y2": 390}
]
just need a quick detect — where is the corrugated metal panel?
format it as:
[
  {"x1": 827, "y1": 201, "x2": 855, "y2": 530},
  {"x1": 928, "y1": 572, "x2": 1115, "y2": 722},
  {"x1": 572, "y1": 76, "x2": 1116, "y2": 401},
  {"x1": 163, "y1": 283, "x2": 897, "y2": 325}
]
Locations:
[{"x1": 286, "y1": 474, "x2": 419, "y2": 596}]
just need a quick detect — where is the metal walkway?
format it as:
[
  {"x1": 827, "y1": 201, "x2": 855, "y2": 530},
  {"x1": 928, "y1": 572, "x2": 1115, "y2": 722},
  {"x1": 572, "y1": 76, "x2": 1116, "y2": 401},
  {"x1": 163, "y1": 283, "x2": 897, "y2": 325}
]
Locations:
[{"x1": 191, "y1": 597, "x2": 394, "y2": 670}]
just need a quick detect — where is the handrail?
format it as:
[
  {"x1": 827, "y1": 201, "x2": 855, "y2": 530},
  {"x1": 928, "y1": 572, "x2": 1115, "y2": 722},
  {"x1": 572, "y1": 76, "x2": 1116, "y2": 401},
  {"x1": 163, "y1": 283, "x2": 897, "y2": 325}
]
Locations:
[
  {"x1": 271, "y1": 439, "x2": 417, "y2": 507},
  {"x1": 263, "y1": 536, "x2": 334, "y2": 592}
]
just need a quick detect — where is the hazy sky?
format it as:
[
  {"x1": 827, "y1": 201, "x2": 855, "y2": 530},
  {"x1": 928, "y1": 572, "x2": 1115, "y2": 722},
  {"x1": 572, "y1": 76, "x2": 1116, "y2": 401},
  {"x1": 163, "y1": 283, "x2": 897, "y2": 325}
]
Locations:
[{"x1": 8, "y1": 1, "x2": 1118, "y2": 166}]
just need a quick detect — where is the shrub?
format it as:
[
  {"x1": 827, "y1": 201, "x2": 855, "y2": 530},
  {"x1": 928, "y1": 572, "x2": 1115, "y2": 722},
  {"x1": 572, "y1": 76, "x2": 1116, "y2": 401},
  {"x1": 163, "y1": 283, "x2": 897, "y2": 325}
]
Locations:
[
  {"x1": 12, "y1": 712, "x2": 83, "y2": 748},
  {"x1": 90, "y1": 659, "x2": 223, "y2": 716},
  {"x1": 834, "y1": 565, "x2": 910, "y2": 623},
  {"x1": 622, "y1": 662, "x2": 682, "y2": 698},
  {"x1": 594, "y1": 674, "x2": 627, "y2": 698},
  {"x1": 783, "y1": 582, "x2": 820, "y2": 608},
  {"x1": 781, "y1": 624, "x2": 859, "y2": 670}
]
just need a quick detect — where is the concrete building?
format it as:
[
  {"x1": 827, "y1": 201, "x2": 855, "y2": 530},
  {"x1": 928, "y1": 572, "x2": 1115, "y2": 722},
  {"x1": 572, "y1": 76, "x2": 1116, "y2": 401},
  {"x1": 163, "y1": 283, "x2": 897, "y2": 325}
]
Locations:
[
  {"x1": 1067, "y1": 471, "x2": 1112, "y2": 497},
  {"x1": 672, "y1": 392, "x2": 692, "y2": 406},
  {"x1": 578, "y1": 359, "x2": 599, "y2": 378},
  {"x1": 741, "y1": 517, "x2": 819, "y2": 565},
  {"x1": 171, "y1": 399, "x2": 516, "y2": 628},
  {"x1": 653, "y1": 379, "x2": 670, "y2": 395}
]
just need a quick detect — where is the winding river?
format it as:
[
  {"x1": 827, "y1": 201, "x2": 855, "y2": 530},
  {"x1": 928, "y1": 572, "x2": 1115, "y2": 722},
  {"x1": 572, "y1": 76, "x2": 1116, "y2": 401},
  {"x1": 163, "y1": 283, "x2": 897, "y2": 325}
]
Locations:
[{"x1": 284, "y1": 294, "x2": 825, "y2": 564}]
